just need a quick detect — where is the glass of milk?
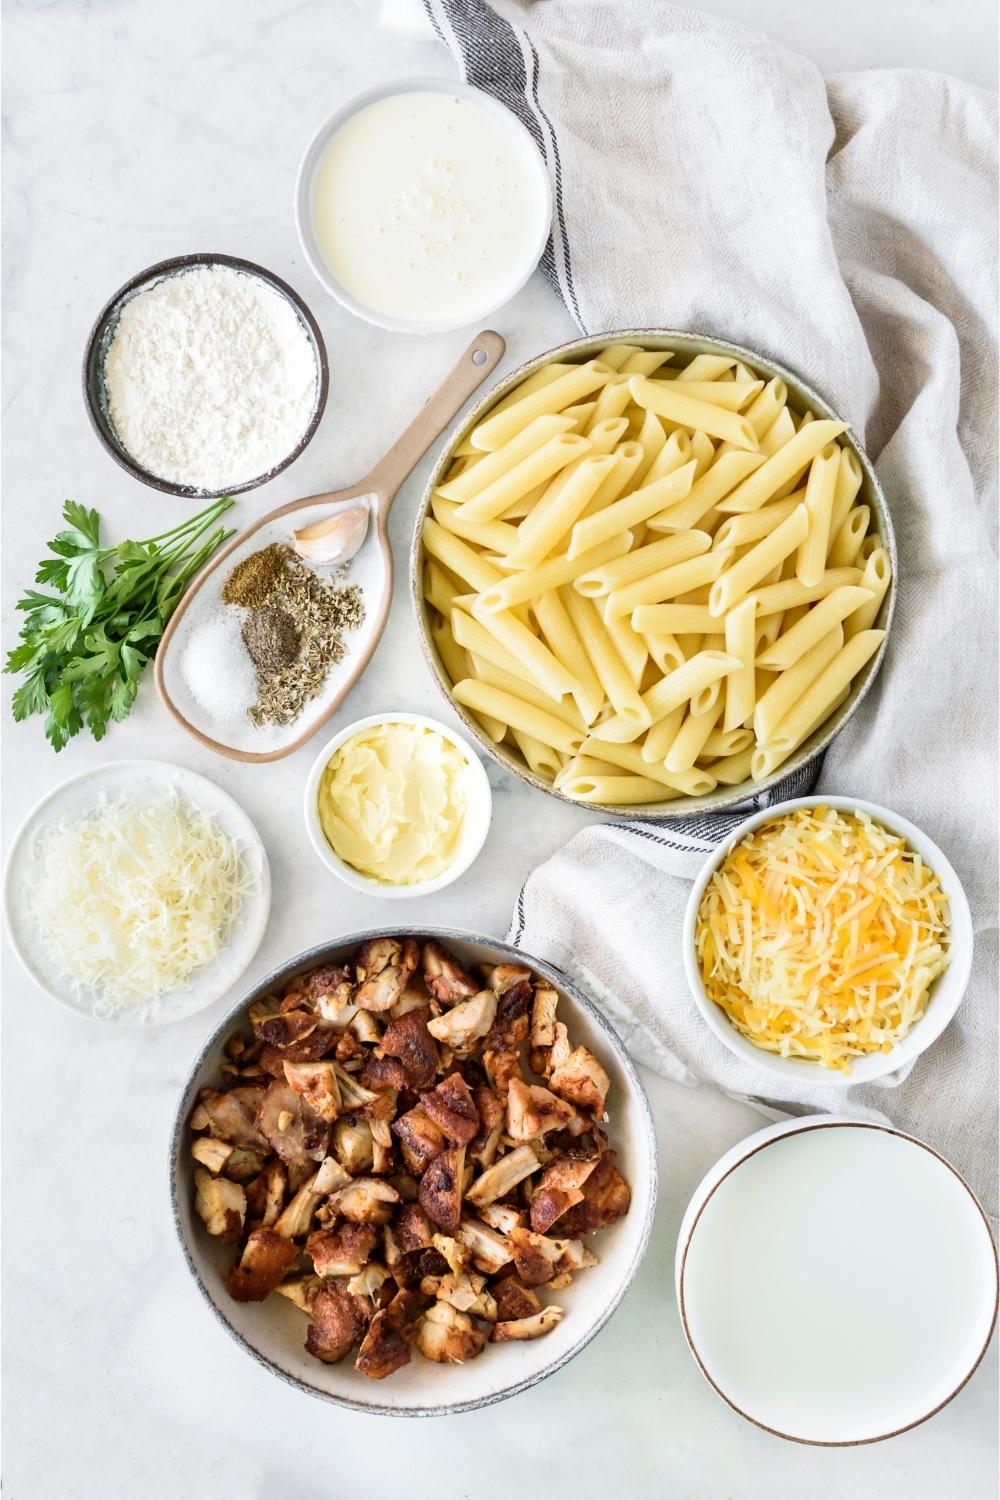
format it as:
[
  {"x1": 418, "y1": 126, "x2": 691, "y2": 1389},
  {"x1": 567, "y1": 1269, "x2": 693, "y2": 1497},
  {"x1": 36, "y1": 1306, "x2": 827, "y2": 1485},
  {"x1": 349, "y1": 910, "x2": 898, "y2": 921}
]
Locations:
[{"x1": 296, "y1": 78, "x2": 553, "y2": 333}]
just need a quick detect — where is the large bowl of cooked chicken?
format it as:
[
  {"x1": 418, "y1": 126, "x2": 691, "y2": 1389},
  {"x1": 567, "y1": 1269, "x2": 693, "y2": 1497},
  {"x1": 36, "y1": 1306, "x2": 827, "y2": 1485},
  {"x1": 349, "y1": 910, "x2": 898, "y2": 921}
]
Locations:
[{"x1": 171, "y1": 928, "x2": 657, "y2": 1415}]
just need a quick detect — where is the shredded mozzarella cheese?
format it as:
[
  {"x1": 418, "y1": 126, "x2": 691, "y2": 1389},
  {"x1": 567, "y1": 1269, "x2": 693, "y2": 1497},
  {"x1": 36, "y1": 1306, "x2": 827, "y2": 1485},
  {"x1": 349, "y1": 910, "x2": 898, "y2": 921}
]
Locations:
[
  {"x1": 695, "y1": 806, "x2": 951, "y2": 1073},
  {"x1": 28, "y1": 793, "x2": 254, "y2": 1011}
]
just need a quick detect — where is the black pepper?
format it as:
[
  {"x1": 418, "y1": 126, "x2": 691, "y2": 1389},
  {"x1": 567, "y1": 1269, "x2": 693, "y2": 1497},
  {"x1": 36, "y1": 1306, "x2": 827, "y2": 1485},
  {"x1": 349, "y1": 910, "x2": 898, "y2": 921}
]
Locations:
[{"x1": 241, "y1": 606, "x2": 300, "y2": 673}]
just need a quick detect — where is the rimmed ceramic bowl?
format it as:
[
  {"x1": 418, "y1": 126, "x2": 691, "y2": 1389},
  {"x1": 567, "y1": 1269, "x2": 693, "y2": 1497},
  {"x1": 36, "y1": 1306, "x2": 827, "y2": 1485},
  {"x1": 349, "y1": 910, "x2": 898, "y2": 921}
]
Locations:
[
  {"x1": 410, "y1": 328, "x2": 897, "y2": 818},
  {"x1": 303, "y1": 712, "x2": 493, "y2": 897},
  {"x1": 682, "y1": 795, "x2": 973, "y2": 1086},
  {"x1": 170, "y1": 929, "x2": 657, "y2": 1416},
  {"x1": 295, "y1": 77, "x2": 553, "y2": 334},
  {"x1": 675, "y1": 1116, "x2": 998, "y2": 1444},
  {"x1": 83, "y1": 252, "x2": 329, "y2": 497}
]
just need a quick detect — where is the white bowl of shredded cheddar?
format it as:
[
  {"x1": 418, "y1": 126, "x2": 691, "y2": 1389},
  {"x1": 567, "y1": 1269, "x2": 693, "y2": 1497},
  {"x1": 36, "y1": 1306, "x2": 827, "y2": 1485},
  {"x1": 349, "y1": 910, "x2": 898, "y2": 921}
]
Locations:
[
  {"x1": 683, "y1": 797, "x2": 972, "y2": 1083},
  {"x1": 304, "y1": 713, "x2": 492, "y2": 896}
]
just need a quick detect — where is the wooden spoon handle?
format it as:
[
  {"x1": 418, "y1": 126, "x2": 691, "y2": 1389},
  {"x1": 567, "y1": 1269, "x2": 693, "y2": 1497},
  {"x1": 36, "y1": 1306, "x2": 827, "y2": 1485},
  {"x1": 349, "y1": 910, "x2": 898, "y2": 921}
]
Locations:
[{"x1": 365, "y1": 329, "x2": 506, "y2": 512}]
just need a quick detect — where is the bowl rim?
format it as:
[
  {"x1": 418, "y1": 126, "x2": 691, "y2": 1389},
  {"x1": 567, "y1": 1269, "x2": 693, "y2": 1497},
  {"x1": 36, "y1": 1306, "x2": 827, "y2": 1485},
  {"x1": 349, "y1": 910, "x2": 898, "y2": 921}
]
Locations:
[
  {"x1": 674, "y1": 1115, "x2": 999, "y2": 1445},
  {"x1": 302, "y1": 711, "x2": 494, "y2": 897},
  {"x1": 680, "y1": 795, "x2": 974, "y2": 1085},
  {"x1": 293, "y1": 76, "x2": 554, "y2": 335},
  {"x1": 168, "y1": 926, "x2": 659, "y2": 1416},
  {"x1": 82, "y1": 251, "x2": 330, "y2": 498},
  {"x1": 409, "y1": 326, "x2": 898, "y2": 819}
]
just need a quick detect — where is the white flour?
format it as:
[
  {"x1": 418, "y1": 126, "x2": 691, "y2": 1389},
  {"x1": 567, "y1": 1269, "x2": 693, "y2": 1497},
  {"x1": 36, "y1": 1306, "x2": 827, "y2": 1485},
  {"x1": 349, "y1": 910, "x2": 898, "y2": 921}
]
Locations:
[{"x1": 104, "y1": 265, "x2": 318, "y2": 491}]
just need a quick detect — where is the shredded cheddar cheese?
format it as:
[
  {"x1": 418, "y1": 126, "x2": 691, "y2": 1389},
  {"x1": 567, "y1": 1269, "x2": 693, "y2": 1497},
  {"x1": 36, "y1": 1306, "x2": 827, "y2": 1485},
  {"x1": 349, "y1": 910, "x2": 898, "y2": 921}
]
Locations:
[{"x1": 695, "y1": 806, "x2": 951, "y2": 1073}]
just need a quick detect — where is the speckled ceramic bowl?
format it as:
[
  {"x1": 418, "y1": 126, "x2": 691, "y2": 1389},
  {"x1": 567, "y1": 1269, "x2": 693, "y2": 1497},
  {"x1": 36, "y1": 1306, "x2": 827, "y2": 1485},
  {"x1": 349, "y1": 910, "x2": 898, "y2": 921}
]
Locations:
[
  {"x1": 170, "y1": 929, "x2": 657, "y2": 1416},
  {"x1": 410, "y1": 328, "x2": 897, "y2": 819}
]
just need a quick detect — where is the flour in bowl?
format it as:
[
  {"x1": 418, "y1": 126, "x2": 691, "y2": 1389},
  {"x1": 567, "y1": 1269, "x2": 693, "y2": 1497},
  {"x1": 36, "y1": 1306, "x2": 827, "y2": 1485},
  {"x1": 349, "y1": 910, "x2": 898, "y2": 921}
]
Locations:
[{"x1": 103, "y1": 265, "x2": 318, "y2": 491}]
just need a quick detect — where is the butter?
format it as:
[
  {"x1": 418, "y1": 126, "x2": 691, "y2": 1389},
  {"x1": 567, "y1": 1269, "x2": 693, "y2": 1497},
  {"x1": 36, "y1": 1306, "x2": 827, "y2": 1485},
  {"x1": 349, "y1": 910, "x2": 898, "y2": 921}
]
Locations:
[{"x1": 317, "y1": 721, "x2": 473, "y2": 885}]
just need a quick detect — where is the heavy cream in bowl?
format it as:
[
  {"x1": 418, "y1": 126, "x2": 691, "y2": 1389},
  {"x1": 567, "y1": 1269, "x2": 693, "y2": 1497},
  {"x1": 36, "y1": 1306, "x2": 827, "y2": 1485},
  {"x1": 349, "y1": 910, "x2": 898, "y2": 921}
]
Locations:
[{"x1": 298, "y1": 80, "x2": 552, "y2": 332}]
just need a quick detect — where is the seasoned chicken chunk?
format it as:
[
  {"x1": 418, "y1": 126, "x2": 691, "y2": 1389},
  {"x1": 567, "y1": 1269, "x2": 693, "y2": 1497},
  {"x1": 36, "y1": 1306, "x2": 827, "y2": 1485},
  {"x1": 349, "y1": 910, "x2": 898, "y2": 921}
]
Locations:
[
  {"x1": 381, "y1": 1009, "x2": 440, "y2": 1090},
  {"x1": 465, "y1": 1144, "x2": 541, "y2": 1207},
  {"x1": 355, "y1": 1308, "x2": 411, "y2": 1379},
  {"x1": 413, "y1": 1301, "x2": 487, "y2": 1364},
  {"x1": 418, "y1": 1146, "x2": 465, "y2": 1233},
  {"x1": 305, "y1": 1283, "x2": 369, "y2": 1363},
  {"x1": 493, "y1": 1276, "x2": 541, "y2": 1322},
  {"x1": 559, "y1": 1151, "x2": 631, "y2": 1235},
  {"x1": 549, "y1": 1044, "x2": 611, "y2": 1116},
  {"x1": 353, "y1": 937, "x2": 419, "y2": 1012},
  {"x1": 506, "y1": 1078, "x2": 576, "y2": 1141},
  {"x1": 198, "y1": 1085, "x2": 269, "y2": 1153},
  {"x1": 426, "y1": 989, "x2": 497, "y2": 1051},
  {"x1": 422, "y1": 941, "x2": 479, "y2": 1004},
  {"x1": 492, "y1": 1307, "x2": 564, "y2": 1341},
  {"x1": 191, "y1": 1136, "x2": 234, "y2": 1174},
  {"x1": 420, "y1": 1072, "x2": 480, "y2": 1145},
  {"x1": 228, "y1": 1228, "x2": 298, "y2": 1302},
  {"x1": 307, "y1": 1224, "x2": 377, "y2": 1278},
  {"x1": 507, "y1": 1226, "x2": 597, "y2": 1288},
  {"x1": 329, "y1": 1177, "x2": 401, "y2": 1226},
  {"x1": 282, "y1": 1060, "x2": 341, "y2": 1122},
  {"x1": 529, "y1": 1153, "x2": 599, "y2": 1234},
  {"x1": 392, "y1": 1105, "x2": 446, "y2": 1174},
  {"x1": 256, "y1": 1081, "x2": 330, "y2": 1168},
  {"x1": 194, "y1": 1168, "x2": 245, "y2": 1243}
]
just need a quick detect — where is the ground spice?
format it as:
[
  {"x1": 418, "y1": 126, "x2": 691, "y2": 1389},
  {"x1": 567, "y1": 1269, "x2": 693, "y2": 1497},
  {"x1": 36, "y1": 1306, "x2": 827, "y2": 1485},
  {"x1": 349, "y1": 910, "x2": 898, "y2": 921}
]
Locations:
[
  {"x1": 241, "y1": 606, "x2": 300, "y2": 673},
  {"x1": 222, "y1": 544, "x2": 287, "y2": 608}
]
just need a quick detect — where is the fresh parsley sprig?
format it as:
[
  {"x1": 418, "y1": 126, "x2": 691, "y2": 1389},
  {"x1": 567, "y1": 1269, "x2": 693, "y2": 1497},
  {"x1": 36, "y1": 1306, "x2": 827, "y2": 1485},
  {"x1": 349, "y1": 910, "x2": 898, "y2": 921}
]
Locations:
[{"x1": 6, "y1": 498, "x2": 235, "y2": 749}]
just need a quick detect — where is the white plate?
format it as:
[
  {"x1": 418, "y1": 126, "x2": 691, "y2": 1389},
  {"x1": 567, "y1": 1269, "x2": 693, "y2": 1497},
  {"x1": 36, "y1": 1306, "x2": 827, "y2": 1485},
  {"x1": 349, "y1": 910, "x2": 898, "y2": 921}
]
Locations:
[
  {"x1": 676, "y1": 1117, "x2": 998, "y2": 1444},
  {"x1": 3, "y1": 759, "x2": 271, "y2": 1026}
]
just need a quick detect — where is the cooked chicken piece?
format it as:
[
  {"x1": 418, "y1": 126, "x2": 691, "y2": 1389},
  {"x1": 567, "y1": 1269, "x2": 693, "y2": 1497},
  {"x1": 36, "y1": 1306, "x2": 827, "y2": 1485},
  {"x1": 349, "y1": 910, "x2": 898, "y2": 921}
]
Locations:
[
  {"x1": 475, "y1": 1202, "x2": 524, "y2": 1235},
  {"x1": 507, "y1": 1226, "x2": 597, "y2": 1288},
  {"x1": 305, "y1": 1283, "x2": 369, "y2": 1363},
  {"x1": 380, "y1": 1009, "x2": 439, "y2": 1090},
  {"x1": 331, "y1": 1064, "x2": 377, "y2": 1112},
  {"x1": 391, "y1": 1172, "x2": 420, "y2": 1203},
  {"x1": 455, "y1": 1218, "x2": 513, "y2": 1275},
  {"x1": 468, "y1": 1086, "x2": 505, "y2": 1168},
  {"x1": 332, "y1": 1117, "x2": 375, "y2": 1174},
  {"x1": 465, "y1": 1143, "x2": 541, "y2": 1207},
  {"x1": 307, "y1": 1224, "x2": 378, "y2": 1278},
  {"x1": 198, "y1": 1085, "x2": 269, "y2": 1152},
  {"x1": 385, "y1": 1287, "x2": 431, "y2": 1339},
  {"x1": 313, "y1": 1156, "x2": 352, "y2": 1195},
  {"x1": 389, "y1": 984, "x2": 432, "y2": 1019},
  {"x1": 395, "y1": 1203, "x2": 435, "y2": 1253},
  {"x1": 549, "y1": 1045, "x2": 611, "y2": 1116},
  {"x1": 392, "y1": 1106, "x2": 446, "y2": 1174},
  {"x1": 485, "y1": 978, "x2": 534, "y2": 1051},
  {"x1": 413, "y1": 1300, "x2": 487, "y2": 1364},
  {"x1": 432, "y1": 1271, "x2": 497, "y2": 1321},
  {"x1": 253, "y1": 1008, "x2": 319, "y2": 1048},
  {"x1": 492, "y1": 1307, "x2": 564, "y2": 1341},
  {"x1": 282, "y1": 1060, "x2": 341, "y2": 1122},
  {"x1": 194, "y1": 1167, "x2": 246, "y2": 1243},
  {"x1": 273, "y1": 1169, "x2": 324, "y2": 1239},
  {"x1": 329, "y1": 1177, "x2": 401, "y2": 1226},
  {"x1": 273, "y1": 1275, "x2": 321, "y2": 1313},
  {"x1": 482, "y1": 1048, "x2": 523, "y2": 1091},
  {"x1": 245, "y1": 1158, "x2": 288, "y2": 1228},
  {"x1": 530, "y1": 984, "x2": 559, "y2": 1049},
  {"x1": 315, "y1": 990, "x2": 356, "y2": 1025},
  {"x1": 304, "y1": 963, "x2": 353, "y2": 1008},
  {"x1": 529, "y1": 1154, "x2": 600, "y2": 1233},
  {"x1": 349, "y1": 1010, "x2": 382, "y2": 1045},
  {"x1": 506, "y1": 1079, "x2": 576, "y2": 1141},
  {"x1": 256, "y1": 1081, "x2": 330, "y2": 1168},
  {"x1": 190, "y1": 1102, "x2": 211, "y2": 1130},
  {"x1": 493, "y1": 1276, "x2": 541, "y2": 1322},
  {"x1": 221, "y1": 1146, "x2": 267, "y2": 1182},
  {"x1": 191, "y1": 1136, "x2": 234, "y2": 1174},
  {"x1": 353, "y1": 937, "x2": 419, "y2": 1012},
  {"x1": 547, "y1": 1272, "x2": 573, "y2": 1291},
  {"x1": 559, "y1": 1151, "x2": 631, "y2": 1235},
  {"x1": 360, "y1": 1055, "x2": 408, "y2": 1093},
  {"x1": 347, "y1": 1262, "x2": 390, "y2": 1301},
  {"x1": 382, "y1": 1223, "x2": 403, "y2": 1272},
  {"x1": 228, "y1": 1227, "x2": 298, "y2": 1302},
  {"x1": 421, "y1": 1072, "x2": 480, "y2": 1145},
  {"x1": 549, "y1": 1021, "x2": 571, "y2": 1072},
  {"x1": 430, "y1": 1233, "x2": 468, "y2": 1275},
  {"x1": 418, "y1": 1146, "x2": 465, "y2": 1233},
  {"x1": 257, "y1": 1027, "x2": 338, "y2": 1076},
  {"x1": 426, "y1": 989, "x2": 497, "y2": 1051},
  {"x1": 422, "y1": 941, "x2": 479, "y2": 1005},
  {"x1": 368, "y1": 1118, "x2": 395, "y2": 1175},
  {"x1": 355, "y1": 1308, "x2": 411, "y2": 1379}
]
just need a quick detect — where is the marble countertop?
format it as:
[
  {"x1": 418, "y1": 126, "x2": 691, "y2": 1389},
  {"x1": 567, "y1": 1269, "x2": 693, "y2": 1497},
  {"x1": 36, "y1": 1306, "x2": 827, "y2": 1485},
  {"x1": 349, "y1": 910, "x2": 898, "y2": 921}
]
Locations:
[{"x1": 2, "y1": 3, "x2": 995, "y2": 1496}]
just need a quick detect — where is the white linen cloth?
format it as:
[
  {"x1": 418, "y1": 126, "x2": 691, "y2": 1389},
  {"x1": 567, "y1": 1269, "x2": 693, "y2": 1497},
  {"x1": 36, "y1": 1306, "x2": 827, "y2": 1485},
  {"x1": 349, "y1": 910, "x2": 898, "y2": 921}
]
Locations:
[{"x1": 425, "y1": 0, "x2": 999, "y2": 1209}]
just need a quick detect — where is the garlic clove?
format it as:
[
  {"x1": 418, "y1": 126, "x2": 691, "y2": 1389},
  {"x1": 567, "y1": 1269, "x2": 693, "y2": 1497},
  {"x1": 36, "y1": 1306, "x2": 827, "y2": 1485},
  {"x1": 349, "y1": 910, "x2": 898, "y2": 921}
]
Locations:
[{"x1": 293, "y1": 503, "x2": 370, "y2": 565}]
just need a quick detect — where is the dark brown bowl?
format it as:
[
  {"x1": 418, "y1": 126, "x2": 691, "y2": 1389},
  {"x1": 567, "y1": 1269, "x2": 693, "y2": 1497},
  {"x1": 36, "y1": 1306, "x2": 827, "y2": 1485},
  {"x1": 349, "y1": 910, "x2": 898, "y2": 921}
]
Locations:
[{"x1": 82, "y1": 252, "x2": 329, "y2": 499}]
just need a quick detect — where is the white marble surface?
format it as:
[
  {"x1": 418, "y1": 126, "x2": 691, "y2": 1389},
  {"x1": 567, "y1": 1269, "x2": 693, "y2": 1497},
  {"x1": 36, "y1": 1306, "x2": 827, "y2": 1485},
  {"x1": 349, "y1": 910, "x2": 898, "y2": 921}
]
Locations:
[{"x1": 2, "y1": 3, "x2": 995, "y2": 1497}]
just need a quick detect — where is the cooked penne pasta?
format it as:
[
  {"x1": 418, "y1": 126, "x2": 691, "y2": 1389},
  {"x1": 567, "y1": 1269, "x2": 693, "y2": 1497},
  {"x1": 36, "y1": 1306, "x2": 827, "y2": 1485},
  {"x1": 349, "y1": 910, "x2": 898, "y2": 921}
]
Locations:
[
  {"x1": 631, "y1": 407, "x2": 668, "y2": 487},
  {"x1": 828, "y1": 504, "x2": 870, "y2": 568},
  {"x1": 554, "y1": 753, "x2": 622, "y2": 788},
  {"x1": 675, "y1": 354, "x2": 737, "y2": 381},
  {"x1": 503, "y1": 452, "x2": 619, "y2": 569},
  {"x1": 424, "y1": 560, "x2": 462, "y2": 619},
  {"x1": 469, "y1": 654, "x2": 586, "y2": 730},
  {"x1": 755, "y1": 585, "x2": 873, "y2": 670},
  {"x1": 796, "y1": 445, "x2": 839, "y2": 587},
  {"x1": 629, "y1": 375, "x2": 758, "y2": 450},
  {"x1": 746, "y1": 567, "x2": 864, "y2": 616},
  {"x1": 607, "y1": 548, "x2": 731, "y2": 621},
  {"x1": 712, "y1": 496, "x2": 800, "y2": 551},
  {"x1": 562, "y1": 591, "x2": 650, "y2": 725},
  {"x1": 585, "y1": 376, "x2": 633, "y2": 430},
  {"x1": 662, "y1": 381, "x2": 763, "y2": 411},
  {"x1": 535, "y1": 590, "x2": 606, "y2": 725},
  {"x1": 589, "y1": 651, "x2": 741, "y2": 743},
  {"x1": 844, "y1": 548, "x2": 891, "y2": 638},
  {"x1": 480, "y1": 533, "x2": 631, "y2": 613},
  {"x1": 709, "y1": 503, "x2": 809, "y2": 615},
  {"x1": 665, "y1": 704, "x2": 722, "y2": 773},
  {"x1": 620, "y1": 349, "x2": 674, "y2": 376},
  {"x1": 602, "y1": 607, "x2": 648, "y2": 687},
  {"x1": 689, "y1": 429, "x2": 716, "y2": 479},
  {"x1": 647, "y1": 450, "x2": 767, "y2": 532},
  {"x1": 579, "y1": 735, "x2": 716, "y2": 795},
  {"x1": 744, "y1": 378, "x2": 787, "y2": 440},
  {"x1": 829, "y1": 445, "x2": 864, "y2": 538},
  {"x1": 451, "y1": 608, "x2": 552, "y2": 695},
  {"x1": 631, "y1": 603, "x2": 716, "y2": 633},
  {"x1": 430, "y1": 619, "x2": 471, "y2": 691},
  {"x1": 568, "y1": 461, "x2": 697, "y2": 558},
  {"x1": 707, "y1": 746, "x2": 756, "y2": 785},
  {"x1": 757, "y1": 405, "x2": 797, "y2": 456},
  {"x1": 469, "y1": 599, "x2": 580, "y2": 702},
  {"x1": 759, "y1": 632, "x2": 884, "y2": 759},
  {"x1": 471, "y1": 360, "x2": 613, "y2": 451},
  {"x1": 716, "y1": 419, "x2": 847, "y2": 513},
  {"x1": 640, "y1": 630, "x2": 685, "y2": 676},
  {"x1": 438, "y1": 414, "x2": 576, "y2": 503},
  {"x1": 422, "y1": 518, "x2": 504, "y2": 593},
  {"x1": 723, "y1": 595, "x2": 756, "y2": 731},
  {"x1": 595, "y1": 343, "x2": 644, "y2": 370},
  {"x1": 562, "y1": 774, "x2": 679, "y2": 805},
  {"x1": 699, "y1": 725, "x2": 755, "y2": 759},
  {"x1": 511, "y1": 729, "x2": 565, "y2": 779},
  {"x1": 453, "y1": 432, "x2": 591, "y2": 523},
  {"x1": 431, "y1": 497, "x2": 520, "y2": 554},
  {"x1": 574, "y1": 530, "x2": 711, "y2": 596},
  {"x1": 453, "y1": 679, "x2": 585, "y2": 755},
  {"x1": 753, "y1": 626, "x2": 844, "y2": 743}
]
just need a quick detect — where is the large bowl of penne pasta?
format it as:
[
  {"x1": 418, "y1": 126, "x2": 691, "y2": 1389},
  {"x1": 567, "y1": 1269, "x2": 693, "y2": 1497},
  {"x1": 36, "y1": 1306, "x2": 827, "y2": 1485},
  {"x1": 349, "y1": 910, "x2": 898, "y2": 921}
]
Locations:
[{"x1": 411, "y1": 330, "x2": 896, "y2": 816}]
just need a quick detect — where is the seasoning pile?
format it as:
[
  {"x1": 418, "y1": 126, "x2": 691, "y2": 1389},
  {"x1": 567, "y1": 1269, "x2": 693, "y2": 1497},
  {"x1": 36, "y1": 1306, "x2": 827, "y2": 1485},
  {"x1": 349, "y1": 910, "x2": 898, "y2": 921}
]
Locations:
[{"x1": 181, "y1": 541, "x2": 365, "y2": 733}]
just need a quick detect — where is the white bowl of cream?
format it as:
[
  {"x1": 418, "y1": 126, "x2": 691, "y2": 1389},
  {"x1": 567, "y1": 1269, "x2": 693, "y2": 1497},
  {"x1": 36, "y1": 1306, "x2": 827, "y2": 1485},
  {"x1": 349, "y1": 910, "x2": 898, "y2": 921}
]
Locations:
[
  {"x1": 304, "y1": 712, "x2": 492, "y2": 895},
  {"x1": 295, "y1": 78, "x2": 553, "y2": 333}
]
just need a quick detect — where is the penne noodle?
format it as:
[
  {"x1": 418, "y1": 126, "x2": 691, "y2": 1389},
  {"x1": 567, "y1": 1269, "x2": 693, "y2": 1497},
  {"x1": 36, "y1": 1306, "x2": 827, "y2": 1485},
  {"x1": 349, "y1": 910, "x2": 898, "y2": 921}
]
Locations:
[
  {"x1": 579, "y1": 440, "x2": 646, "y2": 517},
  {"x1": 829, "y1": 446, "x2": 864, "y2": 538},
  {"x1": 630, "y1": 407, "x2": 668, "y2": 488},
  {"x1": 756, "y1": 405, "x2": 797, "y2": 457},
  {"x1": 747, "y1": 567, "x2": 864, "y2": 615},
  {"x1": 475, "y1": 712, "x2": 509, "y2": 743},
  {"x1": 602, "y1": 607, "x2": 648, "y2": 688},
  {"x1": 562, "y1": 402, "x2": 598, "y2": 432},
  {"x1": 761, "y1": 632, "x2": 884, "y2": 758},
  {"x1": 568, "y1": 461, "x2": 697, "y2": 559},
  {"x1": 631, "y1": 603, "x2": 716, "y2": 633},
  {"x1": 555, "y1": 753, "x2": 622, "y2": 787},
  {"x1": 430, "y1": 619, "x2": 471, "y2": 690},
  {"x1": 712, "y1": 496, "x2": 801, "y2": 551},
  {"x1": 589, "y1": 651, "x2": 741, "y2": 743},
  {"x1": 574, "y1": 530, "x2": 711, "y2": 597},
  {"x1": 628, "y1": 375, "x2": 759, "y2": 450},
  {"x1": 453, "y1": 679, "x2": 585, "y2": 755},
  {"x1": 534, "y1": 591, "x2": 607, "y2": 726},
  {"x1": 665, "y1": 704, "x2": 722, "y2": 773},
  {"x1": 511, "y1": 729, "x2": 565, "y2": 780},
  {"x1": 699, "y1": 725, "x2": 755, "y2": 759},
  {"x1": 675, "y1": 354, "x2": 737, "y2": 382},
  {"x1": 424, "y1": 560, "x2": 462, "y2": 619},
  {"x1": 470, "y1": 599, "x2": 580, "y2": 702},
  {"x1": 755, "y1": 585, "x2": 874, "y2": 670},
  {"x1": 438, "y1": 414, "x2": 576, "y2": 502},
  {"x1": 562, "y1": 774, "x2": 679, "y2": 805},
  {"x1": 469, "y1": 654, "x2": 586, "y2": 731},
  {"x1": 640, "y1": 630, "x2": 685, "y2": 676},
  {"x1": 579, "y1": 736, "x2": 716, "y2": 795},
  {"x1": 431, "y1": 497, "x2": 520, "y2": 554},
  {"x1": 709, "y1": 503, "x2": 809, "y2": 616},
  {"x1": 422, "y1": 517, "x2": 504, "y2": 593},
  {"x1": 482, "y1": 362, "x2": 574, "y2": 418},
  {"x1": 634, "y1": 428, "x2": 692, "y2": 488},
  {"x1": 640, "y1": 703, "x2": 685, "y2": 762},
  {"x1": 595, "y1": 343, "x2": 643, "y2": 370},
  {"x1": 715, "y1": 419, "x2": 847, "y2": 513},
  {"x1": 620, "y1": 349, "x2": 674, "y2": 375},
  {"x1": 503, "y1": 453, "x2": 618, "y2": 569},
  {"x1": 606, "y1": 548, "x2": 731, "y2": 621},
  {"x1": 844, "y1": 548, "x2": 892, "y2": 638},
  {"x1": 584, "y1": 376, "x2": 633, "y2": 431},
  {"x1": 723, "y1": 596, "x2": 757, "y2": 731},
  {"x1": 647, "y1": 450, "x2": 767, "y2": 532},
  {"x1": 796, "y1": 445, "x2": 839, "y2": 587},
  {"x1": 753, "y1": 626, "x2": 844, "y2": 743},
  {"x1": 708, "y1": 746, "x2": 756, "y2": 785},
  {"x1": 453, "y1": 432, "x2": 592, "y2": 522},
  {"x1": 659, "y1": 381, "x2": 763, "y2": 411},
  {"x1": 860, "y1": 532, "x2": 883, "y2": 561},
  {"x1": 828, "y1": 504, "x2": 870, "y2": 568},
  {"x1": 451, "y1": 608, "x2": 559, "y2": 698},
  {"x1": 744, "y1": 378, "x2": 788, "y2": 440},
  {"x1": 562, "y1": 591, "x2": 650, "y2": 725},
  {"x1": 471, "y1": 359, "x2": 613, "y2": 450},
  {"x1": 481, "y1": 533, "x2": 632, "y2": 613},
  {"x1": 689, "y1": 430, "x2": 716, "y2": 478}
]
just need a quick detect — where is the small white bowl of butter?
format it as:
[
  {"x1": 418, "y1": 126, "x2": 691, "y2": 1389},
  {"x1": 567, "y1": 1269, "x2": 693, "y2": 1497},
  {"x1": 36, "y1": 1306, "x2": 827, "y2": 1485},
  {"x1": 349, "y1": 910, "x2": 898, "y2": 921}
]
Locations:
[
  {"x1": 304, "y1": 712, "x2": 492, "y2": 896},
  {"x1": 295, "y1": 77, "x2": 553, "y2": 333}
]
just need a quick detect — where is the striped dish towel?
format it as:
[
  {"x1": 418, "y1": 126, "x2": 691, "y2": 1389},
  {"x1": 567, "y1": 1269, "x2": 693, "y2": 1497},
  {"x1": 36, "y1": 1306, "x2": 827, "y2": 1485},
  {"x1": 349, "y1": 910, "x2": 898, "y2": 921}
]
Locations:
[{"x1": 424, "y1": 0, "x2": 998, "y2": 1208}]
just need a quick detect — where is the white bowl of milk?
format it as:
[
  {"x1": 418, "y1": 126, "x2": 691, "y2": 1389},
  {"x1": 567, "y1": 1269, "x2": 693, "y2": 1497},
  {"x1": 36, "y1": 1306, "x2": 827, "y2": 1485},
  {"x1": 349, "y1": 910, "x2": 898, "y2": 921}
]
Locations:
[{"x1": 295, "y1": 78, "x2": 553, "y2": 334}]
